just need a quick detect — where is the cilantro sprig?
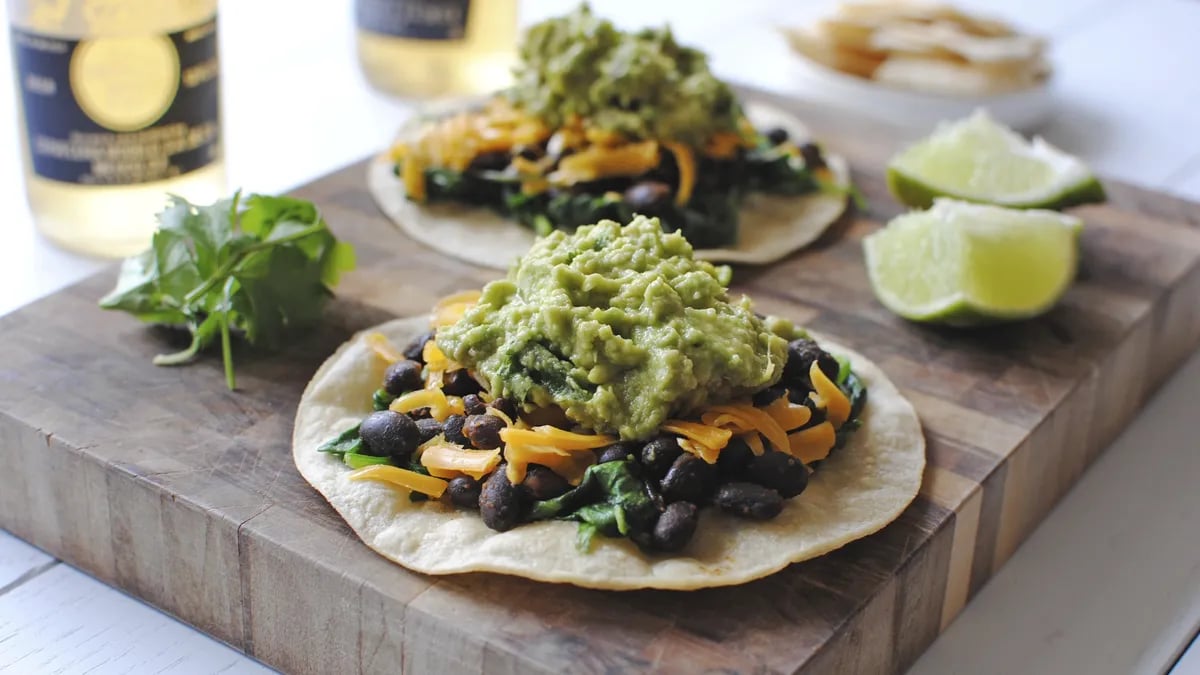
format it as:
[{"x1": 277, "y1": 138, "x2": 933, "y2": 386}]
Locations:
[{"x1": 100, "y1": 192, "x2": 356, "y2": 390}]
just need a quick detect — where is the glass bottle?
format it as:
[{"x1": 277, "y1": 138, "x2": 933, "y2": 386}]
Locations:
[
  {"x1": 8, "y1": 0, "x2": 225, "y2": 257},
  {"x1": 355, "y1": 0, "x2": 518, "y2": 98}
]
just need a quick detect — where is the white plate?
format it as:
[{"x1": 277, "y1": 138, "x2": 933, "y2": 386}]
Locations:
[{"x1": 787, "y1": 57, "x2": 1053, "y2": 135}]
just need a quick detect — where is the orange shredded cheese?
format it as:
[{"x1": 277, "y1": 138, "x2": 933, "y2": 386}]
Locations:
[
  {"x1": 702, "y1": 131, "x2": 748, "y2": 159},
  {"x1": 809, "y1": 362, "x2": 851, "y2": 428},
  {"x1": 703, "y1": 404, "x2": 790, "y2": 454},
  {"x1": 499, "y1": 425, "x2": 613, "y2": 451},
  {"x1": 741, "y1": 432, "x2": 765, "y2": 456},
  {"x1": 762, "y1": 395, "x2": 813, "y2": 431},
  {"x1": 678, "y1": 438, "x2": 721, "y2": 464},
  {"x1": 788, "y1": 421, "x2": 836, "y2": 464},
  {"x1": 390, "y1": 388, "x2": 460, "y2": 422},
  {"x1": 663, "y1": 142, "x2": 695, "y2": 206},
  {"x1": 431, "y1": 290, "x2": 481, "y2": 328},
  {"x1": 660, "y1": 420, "x2": 732, "y2": 461},
  {"x1": 419, "y1": 444, "x2": 501, "y2": 480},
  {"x1": 551, "y1": 141, "x2": 660, "y2": 184},
  {"x1": 365, "y1": 332, "x2": 402, "y2": 364},
  {"x1": 401, "y1": 154, "x2": 427, "y2": 202},
  {"x1": 503, "y1": 444, "x2": 595, "y2": 485},
  {"x1": 348, "y1": 464, "x2": 448, "y2": 498}
]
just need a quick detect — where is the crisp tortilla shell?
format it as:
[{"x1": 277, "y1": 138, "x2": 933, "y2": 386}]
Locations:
[
  {"x1": 367, "y1": 102, "x2": 852, "y2": 270},
  {"x1": 292, "y1": 317, "x2": 925, "y2": 590}
]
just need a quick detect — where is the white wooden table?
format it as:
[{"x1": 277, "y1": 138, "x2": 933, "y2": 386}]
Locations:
[{"x1": 2, "y1": 1, "x2": 1199, "y2": 673}]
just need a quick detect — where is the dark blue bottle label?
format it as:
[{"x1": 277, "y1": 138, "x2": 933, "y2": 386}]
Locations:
[
  {"x1": 11, "y1": 17, "x2": 220, "y2": 185},
  {"x1": 356, "y1": 0, "x2": 471, "y2": 40}
]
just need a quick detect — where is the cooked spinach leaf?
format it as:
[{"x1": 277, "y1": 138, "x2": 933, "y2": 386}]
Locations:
[
  {"x1": 529, "y1": 459, "x2": 659, "y2": 552},
  {"x1": 318, "y1": 423, "x2": 362, "y2": 456}
]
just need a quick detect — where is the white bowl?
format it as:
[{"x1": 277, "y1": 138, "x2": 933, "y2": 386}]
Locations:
[{"x1": 786, "y1": 57, "x2": 1053, "y2": 134}]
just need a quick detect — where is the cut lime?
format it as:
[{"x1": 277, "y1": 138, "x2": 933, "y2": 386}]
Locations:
[
  {"x1": 863, "y1": 199, "x2": 1083, "y2": 325},
  {"x1": 887, "y1": 110, "x2": 1105, "y2": 210}
]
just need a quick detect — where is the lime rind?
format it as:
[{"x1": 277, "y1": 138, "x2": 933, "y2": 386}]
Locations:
[{"x1": 887, "y1": 110, "x2": 1106, "y2": 210}]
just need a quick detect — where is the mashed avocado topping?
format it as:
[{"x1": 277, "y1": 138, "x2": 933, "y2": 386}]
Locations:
[
  {"x1": 507, "y1": 5, "x2": 740, "y2": 146},
  {"x1": 436, "y1": 216, "x2": 787, "y2": 439}
]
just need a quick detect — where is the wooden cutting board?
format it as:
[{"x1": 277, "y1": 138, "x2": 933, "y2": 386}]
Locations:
[{"x1": 2, "y1": 89, "x2": 1199, "y2": 674}]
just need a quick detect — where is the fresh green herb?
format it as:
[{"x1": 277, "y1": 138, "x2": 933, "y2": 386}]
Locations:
[
  {"x1": 99, "y1": 192, "x2": 356, "y2": 390},
  {"x1": 372, "y1": 388, "x2": 396, "y2": 411},
  {"x1": 343, "y1": 452, "x2": 392, "y2": 469},
  {"x1": 835, "y1": 355, "x2": 852, "y2": 385},
  {"x1": 318, "y1": 423, "x2": 362, "y2": 456},
  {"x1": 529, "y1": 460, "x2": 658, "y2": 552}
]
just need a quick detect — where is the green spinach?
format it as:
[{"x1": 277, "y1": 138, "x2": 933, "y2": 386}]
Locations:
[{"x1": 529, "y1": 460, "x2": 659, "y2": 552}]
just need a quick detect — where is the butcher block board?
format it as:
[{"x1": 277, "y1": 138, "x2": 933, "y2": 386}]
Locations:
[{"x1": 3, "y1": 89, "x2": 1200, "y2": 675}]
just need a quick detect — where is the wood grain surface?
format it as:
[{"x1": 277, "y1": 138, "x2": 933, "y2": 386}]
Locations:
[{"x1": 1, "y1": 89, "x2": 1198, "y2": 674}]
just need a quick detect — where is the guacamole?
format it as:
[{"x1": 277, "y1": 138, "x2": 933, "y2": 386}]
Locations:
[
  {"x1": 508, "y1": 5, "x2": 740, "y2": 146},
  {"x1": 436, "y1": 216, "x2": 788, "y2": 439}
]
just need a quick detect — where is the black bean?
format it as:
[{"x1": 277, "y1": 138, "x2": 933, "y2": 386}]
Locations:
[
  {"x1": 745, "y1": 451, "x2": 809, "y2": 498},
  {"x1": 515, "y1": 144, "x2": 543, "y2": 161},
  {"x1": 408, "y1": 406, "x2": 433, "y2": 420},
  {"x1": 383, "y1": 360, "x2": 423, "y2": 395},
  {"x1": 479, "y1": 465, "x2": 526, "y2": 532},
  {"x1": 713, "y1": 482, "x2": 783, "y2": 520},
  {"x1": 462, "y1": 393, "x2": 487, "y2": 416},
  {"x1": 359, "y1": 410, "x2": 421, "y2": 462},
  {"x1": 596, "y1": 441, "x2": 638, "y2": 464},
  {"x1": 442, "y1": 414, "x2": 471, "y2": 447},
  {"x1": 403, "y1": 331, "x2": 435, "y2": 363},
  {"x1": 752, "y1": 385, "x2": 788, "y2": 407},
  {"x1": 469, "y1": 150, "x2": 510, "y2": 172},
  {"x1": 765, "y1": 126, "x2": 789, "y2": 146},
  {"x1": 652, "y1": 501, "x2": 699, "y2": 552},
  {"x1": 716, "y1": 437, "x2": 754, "y2": 479},
  {"x1": 783, "y1": 338, "x2": 839, "y2": 392},
  {"x1": 446, "y1": 476, "x2": 482, "y2": 509},
  {"x1": 415, "y1": 417, "x2": 443, "y2": 445},
  {"x1": 463, "y1": 414, "x2": 504, "y2": 450},
  {"x1": 640, "y1": 436, "x2": 684, "y2": 480},
  {"x1": 660, "y1": 454, "x2": 717, "y2": 504},
  {"x1": 488, "y1": 397, "x2": 518, "y2": 421},
  {"x1": 623, "y1": 181, "x2": 672, "y2": 211},
  {"x1": 798, "y1": 141, "x2": 826, "y2": 170},
  {"x1": 522, "y1": 464, "x2": 571, "y2": 501},
  {"x1": 443, "y1": 369, "x2": 483, "y2": 396}
]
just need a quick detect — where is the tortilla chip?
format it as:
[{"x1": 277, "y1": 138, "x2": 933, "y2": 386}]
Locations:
[
  {"x1": 873, "y1": 55, "x2": 1043, "y2": 96},
  {"x1": 368, "y1": 102, "x2": 852, "y2": 271},
  {"x1": 292, "y1": 317, "x2": 925, "y2": 590}
]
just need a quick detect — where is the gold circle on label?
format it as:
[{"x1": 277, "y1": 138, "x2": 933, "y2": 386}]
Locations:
[{"x1": 70, "y1": 35, "x2": 180, "y2": 132}]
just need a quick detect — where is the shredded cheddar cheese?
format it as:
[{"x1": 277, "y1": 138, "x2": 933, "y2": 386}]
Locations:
[
  {"x1": 788, "y1": 421, "x2": 836, "y2": 465},
  {"x1": 499, "y1": 425, "x2": 613, "y2": 451},
  {"x1": 550, "y1": 141, "x2": 660, "y2": 185},
  {"x1": 678, "y1": 438, "x2": 721, "y2": 464},
  {"x1": 503, "y1": 443, "x2": 595, "y2": 485},
  {"x1": 389, "y1": 388, "x2": 463, "y2": 421},
  {"x1": 741, "y1": 432, "x2": 765, "y2": 456},
  {"x1": 419, "y1": 444, "x2": 501, "y2": 480},
  {"x1": 660, "y1": 420, "x2": 732, "y2": 462},
  {"x1": 431, "y1": 290, "x2": 481, "y2": 328},
  {"x1": 702, "y1": 404, "x2": 790, "y2": 455},
  {"x1": 663, "y1": 142, "x2": 695, "y2": 206},
  {"x1": 348, "y1": 464, "x2": 448, "y2": 498},
  {"x1": 762, "y1": 395, "x2": 813, "y2": 431},
  {"x1": 809, "y1": 362, "x2": 851, "y2": 428},
  {"x1": 365, "y1": 332, "x2": 402, "y2": 364}
]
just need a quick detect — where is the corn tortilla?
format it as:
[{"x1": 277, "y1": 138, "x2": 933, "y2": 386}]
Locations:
[{"x1": 292, "y1": 316, "x2": 924, "y2": 590}]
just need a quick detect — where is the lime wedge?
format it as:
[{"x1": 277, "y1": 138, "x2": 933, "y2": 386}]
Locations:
[
  {"x1": 887, "y1": 110, "x2": 1105, "y2": 210},
  {"x1": 863, "y1": 199, "x2": 1083, "y2": 325}
]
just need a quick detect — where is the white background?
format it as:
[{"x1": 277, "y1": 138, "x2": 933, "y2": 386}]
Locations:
[{"x1": 1, "y1": 1, "x2": 1199, "y2": 673}]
